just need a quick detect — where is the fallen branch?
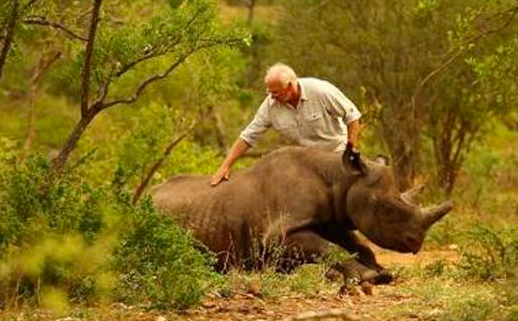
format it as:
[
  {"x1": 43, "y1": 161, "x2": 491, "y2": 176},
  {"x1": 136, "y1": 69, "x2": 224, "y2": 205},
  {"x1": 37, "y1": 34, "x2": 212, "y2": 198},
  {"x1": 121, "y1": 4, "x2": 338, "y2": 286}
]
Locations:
[{"x1": 283, "y1": 309, "x2": 359, "y2": 321}]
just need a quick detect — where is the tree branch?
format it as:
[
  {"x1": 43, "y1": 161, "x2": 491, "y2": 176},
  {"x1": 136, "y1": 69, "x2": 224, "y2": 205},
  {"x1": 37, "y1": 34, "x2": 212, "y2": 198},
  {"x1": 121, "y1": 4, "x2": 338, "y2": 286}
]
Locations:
[
  {"x1": 95, "y1": 63, "x2": 116, "y2": 103},
  {"x1": 101, "y1": 38, "x2": 242, "y2": 110},
  {"x1": 21, "y1": 0, "x2": 40, "y2": 12},
  {"x1": 0, "y1": 0, "x2": 19, "y2": 80},
  {"x1": 114, "y1": 7, "x2": 203, "y2": 78},
  {"x1": 101, "y1": 52, "x2": 189, "y2": 109},
  {"x1": 411, "y1": 3, "x2": 518, "y2": 108},
  {"x1": 283, "y1": 309, "x2": 358, "y2": 321},
  {"x1": 23, "y1": 16, "x2": 87, "y2": 41},
  {"x1": 80, "y1": 0, "x2": 103, "y2": 118},
  {"x1": 20, "y1": 50, "x2": 61, "y2": 163},
  {"x1": 132, "y1": 122, "x2": 196, "y2": 205}
]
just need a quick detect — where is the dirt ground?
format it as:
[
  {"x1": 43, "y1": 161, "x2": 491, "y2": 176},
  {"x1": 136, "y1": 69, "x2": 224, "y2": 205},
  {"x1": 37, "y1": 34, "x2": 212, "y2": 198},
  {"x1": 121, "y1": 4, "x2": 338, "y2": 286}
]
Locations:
[{"x1": 99, "y1": 247, "x2": 460, "y2": 321}]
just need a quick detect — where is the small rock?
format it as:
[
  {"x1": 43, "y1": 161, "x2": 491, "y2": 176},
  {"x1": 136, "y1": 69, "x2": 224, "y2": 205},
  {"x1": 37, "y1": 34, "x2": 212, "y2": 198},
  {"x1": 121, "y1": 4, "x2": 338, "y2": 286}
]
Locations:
[
  {"x1": 448, "y1": 244, "x2": 459, "y2": 250},
  {"x1": 428, "y1": 308, "x2": 443, "y2": 317},
  {"x1": 339, "y1": 284, "x2": 362, "y2": 297},
  {"x1": 360, "y1": 282, "x2": 374, "y2": 295}
]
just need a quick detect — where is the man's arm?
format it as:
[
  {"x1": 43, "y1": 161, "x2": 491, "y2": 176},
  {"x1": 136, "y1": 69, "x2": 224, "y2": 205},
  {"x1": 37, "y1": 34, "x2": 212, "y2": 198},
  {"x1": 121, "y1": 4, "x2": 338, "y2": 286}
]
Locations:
[
  {"x1": 347, "y1": 119, "x2": 360, "y2": 147},
  {"x1": 211, "y1": 97, "x2": 271, "y2": 186},
  {"x1": 210, "y1": 138, "x2": 251, "y2": 186}
]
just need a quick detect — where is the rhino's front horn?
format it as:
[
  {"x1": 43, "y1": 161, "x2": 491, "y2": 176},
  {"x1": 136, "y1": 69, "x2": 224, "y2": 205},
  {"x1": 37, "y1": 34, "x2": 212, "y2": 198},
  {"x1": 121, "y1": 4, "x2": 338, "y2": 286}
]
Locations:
[{"x1": 420, "y1": 201, "x2": 454, "y2": 229}]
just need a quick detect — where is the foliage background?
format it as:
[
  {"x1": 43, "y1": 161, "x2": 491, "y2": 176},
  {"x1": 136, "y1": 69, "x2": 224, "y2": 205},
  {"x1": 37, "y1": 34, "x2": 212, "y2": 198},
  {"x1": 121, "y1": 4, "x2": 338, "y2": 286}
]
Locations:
[{"x1": 0, "y1": 0, "x2": 517, "y2": 318}]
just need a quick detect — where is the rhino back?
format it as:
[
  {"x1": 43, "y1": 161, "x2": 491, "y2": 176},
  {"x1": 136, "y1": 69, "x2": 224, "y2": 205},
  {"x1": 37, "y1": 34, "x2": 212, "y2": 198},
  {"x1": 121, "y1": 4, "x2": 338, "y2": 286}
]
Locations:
[{"x1": 152, "y1": 147, "x2": 347, "y2": 256}]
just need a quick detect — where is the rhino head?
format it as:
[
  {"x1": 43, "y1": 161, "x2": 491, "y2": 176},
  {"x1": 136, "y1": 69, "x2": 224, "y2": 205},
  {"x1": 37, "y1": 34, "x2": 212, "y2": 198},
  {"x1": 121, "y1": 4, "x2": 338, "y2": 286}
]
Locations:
[{"x1": 342, "y1": 149, "x2": 453, "y2": 254}]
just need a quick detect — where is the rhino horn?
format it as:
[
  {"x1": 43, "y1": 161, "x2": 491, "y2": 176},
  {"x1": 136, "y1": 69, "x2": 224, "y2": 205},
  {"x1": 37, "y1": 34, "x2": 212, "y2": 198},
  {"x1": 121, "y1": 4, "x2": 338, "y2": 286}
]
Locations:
[
  {"x1": 401, "y1": 184, "x2": 425, "y2": 205},
  {"x1": 420, "y1": 201, "x2": 454, "y2": 229}
]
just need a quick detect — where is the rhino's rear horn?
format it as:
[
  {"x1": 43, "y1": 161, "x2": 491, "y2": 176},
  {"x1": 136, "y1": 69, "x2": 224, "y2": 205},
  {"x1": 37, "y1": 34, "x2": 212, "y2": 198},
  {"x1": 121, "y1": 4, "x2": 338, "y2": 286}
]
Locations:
[
  {"x1": 401, "y1": 184, "x2": 425, "y2": 205},
  {"x1": 420, "y1": 201, "x2": 454, "y2": 229}
]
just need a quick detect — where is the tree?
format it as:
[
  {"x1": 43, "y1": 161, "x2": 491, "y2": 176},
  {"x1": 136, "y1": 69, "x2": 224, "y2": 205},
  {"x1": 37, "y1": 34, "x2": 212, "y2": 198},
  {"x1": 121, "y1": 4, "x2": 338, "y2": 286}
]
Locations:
[
  {"x1": 428, "y1": 3, "x2": 518, "y2": 193},
  {"x1": 43, "y1": 0, "x2": 248, "y2": 176},
  {"x1": 267, "y1": 0, "x2": 518, "y2": 191}
]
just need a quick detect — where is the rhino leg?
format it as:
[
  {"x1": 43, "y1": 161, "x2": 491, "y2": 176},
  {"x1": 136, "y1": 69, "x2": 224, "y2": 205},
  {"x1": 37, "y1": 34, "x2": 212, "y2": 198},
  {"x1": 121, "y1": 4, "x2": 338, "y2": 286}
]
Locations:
[
  {"x1": 279, "y1": 230, "x2": 392, "y2": 285},
  {"x1": 333, "y1": 231, "x2": 393, "y2": 285},
  {"x1": 272, "y1": 230, "x2": 329, "y2": 273}
]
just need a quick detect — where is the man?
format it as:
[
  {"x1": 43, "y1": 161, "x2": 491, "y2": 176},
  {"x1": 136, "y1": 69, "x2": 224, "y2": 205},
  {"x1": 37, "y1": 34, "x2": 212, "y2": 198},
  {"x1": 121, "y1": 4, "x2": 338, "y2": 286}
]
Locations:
[{"x1": 210, "y1": 63, "x2": 362, "y2": 186}]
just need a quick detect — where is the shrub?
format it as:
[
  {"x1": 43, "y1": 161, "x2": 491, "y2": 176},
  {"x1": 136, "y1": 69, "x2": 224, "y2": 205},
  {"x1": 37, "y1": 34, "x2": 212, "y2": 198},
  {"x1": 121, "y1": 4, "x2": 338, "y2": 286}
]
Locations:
[
  {"x1": 456, "y1": 223, "x2": 518, "y2": 280},
  {"x1": 0, "y1": 155, "x2": 219, "y2": 311},
  {"x1": 112, "y1": 194, "x2": 221, "y2": 310}
]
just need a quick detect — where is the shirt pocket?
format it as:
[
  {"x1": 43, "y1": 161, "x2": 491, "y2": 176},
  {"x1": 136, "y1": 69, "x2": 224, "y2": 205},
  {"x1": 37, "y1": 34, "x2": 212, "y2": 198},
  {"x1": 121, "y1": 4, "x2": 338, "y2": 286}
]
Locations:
[
  {"x1": 301, "y1": 108, "x2": 327, "y2": 138},
  {"x1": 272, "y1": 115, "x2": 298, "y2": 140},
  {"x1": 304, "y1": 110, "x2": 324, "y2": 122}
]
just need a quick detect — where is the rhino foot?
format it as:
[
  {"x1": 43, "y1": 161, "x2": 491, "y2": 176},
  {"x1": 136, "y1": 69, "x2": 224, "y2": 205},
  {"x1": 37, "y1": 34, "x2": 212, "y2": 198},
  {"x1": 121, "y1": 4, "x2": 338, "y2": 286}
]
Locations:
[
  {"x1": 348, "y1": 268, "x2": 394, "y2": 285},
  {"x1": 369, "y1": 269, "x2": 393, "y2": 285}
]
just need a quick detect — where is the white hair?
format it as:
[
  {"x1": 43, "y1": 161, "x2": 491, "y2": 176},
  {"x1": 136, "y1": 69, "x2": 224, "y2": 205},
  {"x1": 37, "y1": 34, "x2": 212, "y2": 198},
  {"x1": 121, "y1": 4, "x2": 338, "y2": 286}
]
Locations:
[{"x1": 264, "y1": 63, "x2": 298, "y2": 87}]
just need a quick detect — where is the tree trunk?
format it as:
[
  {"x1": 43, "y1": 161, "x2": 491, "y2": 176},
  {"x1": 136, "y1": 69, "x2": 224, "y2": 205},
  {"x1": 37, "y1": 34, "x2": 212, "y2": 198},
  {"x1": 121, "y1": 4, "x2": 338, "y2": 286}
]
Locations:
[
  {"x1": 0, "y1": 0, "x2": 19, "y2": 80},
  {"x1": 51, "y1": 0, "x2": 103, "y2": 176},
  {"x1": 382, "y1": 106, "x2": 419, "y2": 191},
  {"x1": 51, "y1": 108, "x2": 98, "y2": 176},
  {"x1": 80, "y1": 0, "x2": 103, "y2": 117}
]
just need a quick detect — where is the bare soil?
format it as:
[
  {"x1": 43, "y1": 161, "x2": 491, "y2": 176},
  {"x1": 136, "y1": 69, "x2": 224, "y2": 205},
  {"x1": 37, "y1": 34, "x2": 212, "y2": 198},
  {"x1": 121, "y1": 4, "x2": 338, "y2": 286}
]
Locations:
[{"x1": 98, "y1": 247, "x2": 460, "y2": 321}]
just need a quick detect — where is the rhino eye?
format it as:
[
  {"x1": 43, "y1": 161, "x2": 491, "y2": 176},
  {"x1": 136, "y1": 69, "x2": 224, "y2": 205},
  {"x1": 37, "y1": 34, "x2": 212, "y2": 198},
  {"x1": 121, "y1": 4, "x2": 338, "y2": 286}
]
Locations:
[{"x1": 374, "y1": 201, "x2": 411, "y2": 223}]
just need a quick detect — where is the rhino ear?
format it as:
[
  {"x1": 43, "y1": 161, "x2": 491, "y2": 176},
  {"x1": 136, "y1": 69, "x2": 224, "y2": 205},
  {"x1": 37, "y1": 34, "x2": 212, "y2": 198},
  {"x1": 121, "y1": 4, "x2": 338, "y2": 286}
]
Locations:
[
  {"x1": 373, "y1": 154, "x2": 390, "y2": 166},
  {"x1": 342, "y1": 148, "x2": 368, "y2": 176}
]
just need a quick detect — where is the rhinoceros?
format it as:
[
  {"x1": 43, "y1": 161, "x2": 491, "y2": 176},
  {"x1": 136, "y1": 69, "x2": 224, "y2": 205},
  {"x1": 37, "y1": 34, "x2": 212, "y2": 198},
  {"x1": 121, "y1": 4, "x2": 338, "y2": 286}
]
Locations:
[{"x1": 152, "y1": 146, "x2": 453, "y2": 285}]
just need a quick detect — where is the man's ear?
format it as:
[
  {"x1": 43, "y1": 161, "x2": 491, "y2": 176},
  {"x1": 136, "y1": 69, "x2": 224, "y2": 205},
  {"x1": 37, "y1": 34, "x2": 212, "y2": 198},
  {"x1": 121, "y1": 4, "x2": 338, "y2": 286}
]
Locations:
[{"x1": 342, "y1": 148, "x2": 368, "y2": 176}]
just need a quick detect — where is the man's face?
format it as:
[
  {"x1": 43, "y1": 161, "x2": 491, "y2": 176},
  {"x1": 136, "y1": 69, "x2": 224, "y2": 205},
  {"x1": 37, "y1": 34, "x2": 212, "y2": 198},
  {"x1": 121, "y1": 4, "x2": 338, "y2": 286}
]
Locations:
[{"x1": 267, "y1": 81, "x2": 292, "y2": 103}]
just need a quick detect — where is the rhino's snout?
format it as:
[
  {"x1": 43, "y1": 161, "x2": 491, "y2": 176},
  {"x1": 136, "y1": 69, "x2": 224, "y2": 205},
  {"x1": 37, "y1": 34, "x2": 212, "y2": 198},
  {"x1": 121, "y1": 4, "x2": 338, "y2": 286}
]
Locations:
[
  {"x1": 406, "y1": 235, "x2": 423, "y2": 254},
  {"x1": 398, "y1": 233, "x2": 423, "y2": 254}
]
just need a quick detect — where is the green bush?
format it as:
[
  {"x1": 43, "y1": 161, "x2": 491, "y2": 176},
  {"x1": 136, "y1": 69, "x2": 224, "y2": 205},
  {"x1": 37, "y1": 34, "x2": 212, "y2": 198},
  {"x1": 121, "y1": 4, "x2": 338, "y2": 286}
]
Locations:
[
  {"x1": 0, "y1": 155, "x2": 219, "y2": 311},
  {"x1": 112, "y1": 195, "x2": 221, "y2": 310},
  {"x1": 456, "y1": 223, "x2": 518, "y2": 280}
]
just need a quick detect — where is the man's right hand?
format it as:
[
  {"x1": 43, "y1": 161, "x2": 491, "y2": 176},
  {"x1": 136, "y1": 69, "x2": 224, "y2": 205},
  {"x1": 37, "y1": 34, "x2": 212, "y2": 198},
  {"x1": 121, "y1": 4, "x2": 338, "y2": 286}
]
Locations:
[
  {"x1": 210, "y1": 165, "x2": 231, "y2": 186},
  {"x1": 210, "y1": 138, "x2": 251, "y2": 186}
]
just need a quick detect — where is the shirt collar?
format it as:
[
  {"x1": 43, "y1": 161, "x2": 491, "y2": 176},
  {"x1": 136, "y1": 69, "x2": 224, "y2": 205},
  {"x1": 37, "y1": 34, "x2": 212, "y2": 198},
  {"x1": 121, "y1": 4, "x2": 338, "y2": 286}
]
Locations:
[{"x1": 298, "y1": 80, "x2": 308, "y2": 101}]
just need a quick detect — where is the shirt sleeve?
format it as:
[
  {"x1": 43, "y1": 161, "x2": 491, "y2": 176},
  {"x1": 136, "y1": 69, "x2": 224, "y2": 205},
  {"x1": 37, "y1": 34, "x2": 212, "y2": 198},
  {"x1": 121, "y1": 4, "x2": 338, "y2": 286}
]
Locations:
[
  {"x1": 323, "y1": 82, "x2": 362, "y2": 124},
  {"x1": 239, "y1": 98, "x2": 272, "y2": 147}
]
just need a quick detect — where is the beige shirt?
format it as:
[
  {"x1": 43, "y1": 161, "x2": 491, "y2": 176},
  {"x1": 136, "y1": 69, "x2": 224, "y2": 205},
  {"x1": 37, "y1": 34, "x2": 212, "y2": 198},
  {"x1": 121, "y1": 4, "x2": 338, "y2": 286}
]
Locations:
[{"x1": 240, "y1": 77, "x2": 361, "y2": 151}]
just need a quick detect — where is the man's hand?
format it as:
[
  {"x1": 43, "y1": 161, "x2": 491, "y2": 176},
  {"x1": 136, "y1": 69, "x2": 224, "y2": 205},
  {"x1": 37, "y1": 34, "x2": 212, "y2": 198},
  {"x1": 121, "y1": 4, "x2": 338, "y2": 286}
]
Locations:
[
  {"x1": 345, "y1": 141, "x2": 364, "y2": 175},
  {"x1": 346, "y1": 141, "x2": 356, "y2": 152},
  {"x1": 210, "y1": 165, "x2": 231, "y2": 186}
]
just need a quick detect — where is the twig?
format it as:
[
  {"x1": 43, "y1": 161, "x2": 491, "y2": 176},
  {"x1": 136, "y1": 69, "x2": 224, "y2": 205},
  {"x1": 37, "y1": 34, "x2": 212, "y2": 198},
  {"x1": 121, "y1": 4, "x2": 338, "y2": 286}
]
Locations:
[
  {"x1": 114, "y1": 7, "x2": 204, "y2": 78},
  {"x1": 283, "y1": 309, "x2": 359, "y2": 321},
  {"x1": 102, "y1": 38, "x2": 242, "y2": 110},
  {"x1": 132, "y1": 122, "x2": 196, "y2": 205},
  {"x1": 20, "y1": 50, "x2": 61, "y2": 162},
  {"x1": 103, "y1": 52, "x2": 189, "y2": 109},
  {"x1": 411, "y1": 3, "x2": 518, "y2": 110},
  {"x1": 23, "y1": 16, "x2": 87, "y2": 41},
  {"x1": 21, "y1": 0, "x2": 40, "y2": 12}
]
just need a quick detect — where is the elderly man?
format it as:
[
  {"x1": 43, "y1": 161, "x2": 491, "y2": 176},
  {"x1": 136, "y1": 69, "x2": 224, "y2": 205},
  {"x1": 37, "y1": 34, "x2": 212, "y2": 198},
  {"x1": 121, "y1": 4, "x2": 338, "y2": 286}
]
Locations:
[{"x1": 211, "y1": 63, "x2": 362, "y2": 186}]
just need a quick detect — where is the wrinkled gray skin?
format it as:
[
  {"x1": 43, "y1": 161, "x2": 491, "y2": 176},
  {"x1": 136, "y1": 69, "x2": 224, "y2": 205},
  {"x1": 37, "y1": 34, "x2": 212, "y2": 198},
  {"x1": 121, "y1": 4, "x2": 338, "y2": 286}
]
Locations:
[{"x1": 152, "y1": 146, "x2": 453, "y2": 285}]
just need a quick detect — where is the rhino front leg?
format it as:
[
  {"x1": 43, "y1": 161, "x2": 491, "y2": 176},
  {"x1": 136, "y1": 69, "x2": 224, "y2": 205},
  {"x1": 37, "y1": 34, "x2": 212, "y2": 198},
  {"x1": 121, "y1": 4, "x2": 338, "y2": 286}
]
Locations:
[{"x1": 333, "y1": 231, "x2": 393, "y2": 285}]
